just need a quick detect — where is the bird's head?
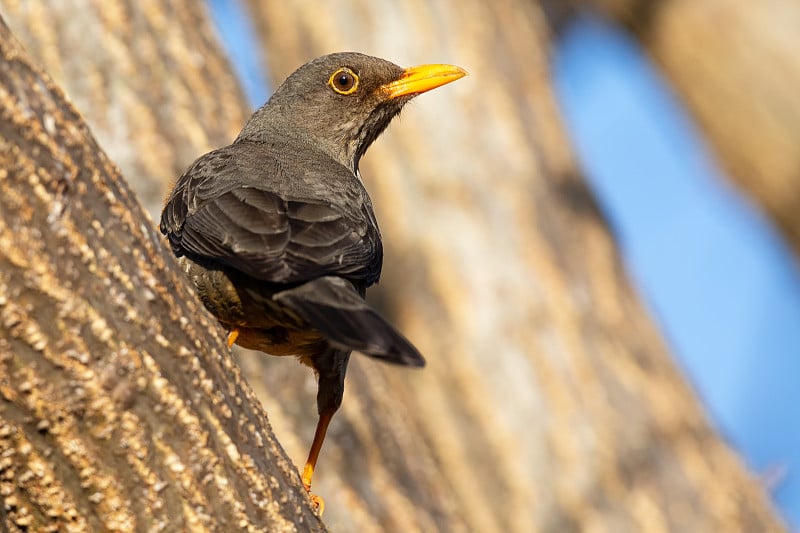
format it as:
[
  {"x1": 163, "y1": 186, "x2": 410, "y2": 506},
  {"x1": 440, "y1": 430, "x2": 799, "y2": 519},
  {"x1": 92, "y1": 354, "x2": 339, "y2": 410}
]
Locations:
[{"x1": 237, "y1": 52, "x2": 467, "y2": 173}]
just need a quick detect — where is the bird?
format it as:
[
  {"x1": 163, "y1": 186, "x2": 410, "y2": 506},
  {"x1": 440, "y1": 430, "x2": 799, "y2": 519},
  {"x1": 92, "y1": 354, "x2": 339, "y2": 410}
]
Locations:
[{"x1": 159, "y1": 52, "x2": 466, "y2": 511}]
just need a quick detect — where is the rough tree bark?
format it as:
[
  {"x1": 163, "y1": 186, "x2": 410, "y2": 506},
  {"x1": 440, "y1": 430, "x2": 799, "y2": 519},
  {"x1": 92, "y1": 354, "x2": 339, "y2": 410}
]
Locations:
[
  {"x1": 0, "y1": 0, "x2": 785, "y2": 532},
  {"x1": 563, "y1": 0, "x2": 800, "y2": 259},
  {"x1": 242, "y1": 1, "x2": 785, "y2": 532},
  {"x1": 0, "y1": 15, "x2": 323, "y2": 533}
]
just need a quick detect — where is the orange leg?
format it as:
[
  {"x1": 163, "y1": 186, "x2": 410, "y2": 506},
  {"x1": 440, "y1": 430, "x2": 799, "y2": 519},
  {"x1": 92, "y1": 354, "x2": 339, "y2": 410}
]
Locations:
[
  {"x1": 227, "y1": 329, "x2": 240, "y2": 348},
  {"x1": 301, "y1": 409, "x2": 334, "y2": 514}
]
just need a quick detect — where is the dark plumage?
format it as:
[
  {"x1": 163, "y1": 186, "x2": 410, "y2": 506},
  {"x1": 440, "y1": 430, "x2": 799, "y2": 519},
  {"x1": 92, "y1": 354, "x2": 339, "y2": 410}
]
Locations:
[{"x1": 160, "y1": 52, "x2": 466, "y2": 509}]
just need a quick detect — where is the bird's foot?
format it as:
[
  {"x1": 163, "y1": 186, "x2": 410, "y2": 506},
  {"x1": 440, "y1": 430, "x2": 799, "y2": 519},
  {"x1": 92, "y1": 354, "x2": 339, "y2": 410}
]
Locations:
[
  {"x1": 302, "y1": 478, "x2": 325, "y2": 514},
  {"x1": 309, "y1": 493, "x2": 325, "y2": 515},
  {"x1": 227, "y1": 329, "x2": 239, "y2": 348},
  {"x1": 302, "y1": 464, "x2": 325, "y2": 514}
]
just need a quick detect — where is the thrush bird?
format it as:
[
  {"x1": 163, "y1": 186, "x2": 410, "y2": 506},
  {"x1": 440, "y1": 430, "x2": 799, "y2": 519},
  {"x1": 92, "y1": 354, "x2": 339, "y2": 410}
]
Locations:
[{"x1": 160, "y1": 52, "x2": 466, "y2": 509}]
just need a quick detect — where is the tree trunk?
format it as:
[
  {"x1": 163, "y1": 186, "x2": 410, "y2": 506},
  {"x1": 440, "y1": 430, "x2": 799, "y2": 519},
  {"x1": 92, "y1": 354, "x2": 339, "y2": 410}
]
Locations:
[
  {"x1": 569, "y1": 0, "x2": 800, "y2": 259},
  {"x1": 241, "y1": 1, "x2": 784, "y2": 531},
  {"x1": 0, "y1": 15, "x2": 322, "y2": 532}
]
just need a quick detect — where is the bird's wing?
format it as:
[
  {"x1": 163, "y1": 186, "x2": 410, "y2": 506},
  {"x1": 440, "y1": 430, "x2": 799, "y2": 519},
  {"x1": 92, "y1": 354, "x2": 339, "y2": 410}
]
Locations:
[{"x1": 160, "y1": 144, "x2": 383, "y2": 285}]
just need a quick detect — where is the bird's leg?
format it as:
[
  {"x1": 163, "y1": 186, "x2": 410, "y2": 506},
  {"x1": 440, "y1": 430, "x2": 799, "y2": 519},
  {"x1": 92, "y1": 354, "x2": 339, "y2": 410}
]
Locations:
[
  {"x1": 227, "y1": 329, "x2": 240, "y2": 348},
  {"x1": 301, "y1": 407, "x2": 335, "y2": 514},
  {"x1": 302, "y1": 349, "x2": 350, "y2": 514}
]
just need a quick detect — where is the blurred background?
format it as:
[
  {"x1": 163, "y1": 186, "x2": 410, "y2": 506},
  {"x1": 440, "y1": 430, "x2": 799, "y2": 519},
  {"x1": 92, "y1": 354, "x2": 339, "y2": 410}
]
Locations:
[
  {"x1": 553, "y1": 13, "x2": 800, "y2": 526},
  {"x1": 3, "y1": 0, "x2": 797, "y2": 530},
  {"x1": 209, "y1": 1, "x2": 800, "y2": 526}
]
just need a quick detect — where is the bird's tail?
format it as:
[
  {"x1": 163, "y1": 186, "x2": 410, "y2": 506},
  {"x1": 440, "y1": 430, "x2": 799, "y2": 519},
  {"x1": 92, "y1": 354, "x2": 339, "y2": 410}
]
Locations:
[{"x1": 273, "y1": 276, "x2": 425, "y2": 367}]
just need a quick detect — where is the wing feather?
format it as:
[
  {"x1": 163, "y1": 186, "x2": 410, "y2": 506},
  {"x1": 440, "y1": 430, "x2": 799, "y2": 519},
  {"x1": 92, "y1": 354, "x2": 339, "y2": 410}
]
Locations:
[{"x1": 160, "y1": 143, "x2": 382, "y2": 285}]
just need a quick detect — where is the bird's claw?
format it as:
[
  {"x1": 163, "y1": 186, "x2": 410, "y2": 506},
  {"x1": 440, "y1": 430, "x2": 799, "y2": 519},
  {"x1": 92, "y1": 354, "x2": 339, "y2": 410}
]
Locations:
[
  {"x1": 309, "y1": 493, "x2": 325, "y2": 515},
  {"x1": 302, "y1": 479, "x2": 325, "y2": 515}
]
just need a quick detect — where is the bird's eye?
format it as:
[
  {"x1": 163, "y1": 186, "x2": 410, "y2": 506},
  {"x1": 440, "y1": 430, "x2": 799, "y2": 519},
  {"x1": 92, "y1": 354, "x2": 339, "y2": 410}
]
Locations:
[{"x1": 328, "y1": 68, "x2": 359, "y2": 95}]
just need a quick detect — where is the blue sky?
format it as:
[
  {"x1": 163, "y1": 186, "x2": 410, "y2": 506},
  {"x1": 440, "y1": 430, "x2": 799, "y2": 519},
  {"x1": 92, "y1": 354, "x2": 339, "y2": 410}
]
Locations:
[{"x1": 208, "y1": 2, "x2": 800, "y2": 526}]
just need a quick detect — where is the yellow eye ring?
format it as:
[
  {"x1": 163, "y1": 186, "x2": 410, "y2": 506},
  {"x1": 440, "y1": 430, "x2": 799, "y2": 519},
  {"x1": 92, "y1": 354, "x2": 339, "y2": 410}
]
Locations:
[{"x1": 328, "y1": 68, "x2": 359, "y2": 95}]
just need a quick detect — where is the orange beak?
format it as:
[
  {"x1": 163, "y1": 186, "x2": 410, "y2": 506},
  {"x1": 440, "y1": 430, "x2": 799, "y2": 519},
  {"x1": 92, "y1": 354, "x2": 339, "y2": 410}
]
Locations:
[{"x1": 381, "y1": 64, "x2": 468, "y2": 99}]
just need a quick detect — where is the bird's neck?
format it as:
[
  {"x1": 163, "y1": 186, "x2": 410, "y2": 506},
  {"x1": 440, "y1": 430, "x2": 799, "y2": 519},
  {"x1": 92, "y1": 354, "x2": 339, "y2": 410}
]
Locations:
[{"x1": 236, "y1": 106, "x2": 360, "y2": 174}]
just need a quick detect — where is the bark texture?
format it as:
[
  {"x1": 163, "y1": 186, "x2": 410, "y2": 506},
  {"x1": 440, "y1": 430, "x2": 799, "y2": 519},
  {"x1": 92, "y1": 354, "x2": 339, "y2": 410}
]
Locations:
[
  {"x1": 242, "y1": 1, "x2": 785, "y2": 532},
  {"x1": 0, "y1": 16, "x2": 323, "y2": 532},
  {"x1": 571, "y1": 0, "x2": 800, "y2": 258},
  {"x1": 0, "y1": 0, "x2": 249, "y2": 217}
]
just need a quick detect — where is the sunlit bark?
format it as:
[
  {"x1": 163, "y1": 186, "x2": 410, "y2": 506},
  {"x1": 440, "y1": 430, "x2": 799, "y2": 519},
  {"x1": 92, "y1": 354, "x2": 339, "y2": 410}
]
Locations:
[{"x1": 0, "y1": 14, "x2": 322, "y2": 532}]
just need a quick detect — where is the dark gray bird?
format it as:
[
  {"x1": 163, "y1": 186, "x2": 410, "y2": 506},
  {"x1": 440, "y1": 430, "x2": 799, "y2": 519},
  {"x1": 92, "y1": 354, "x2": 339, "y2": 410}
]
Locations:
[{"x1": 159, "y1": 52, "x2": 466, "y2": 509}]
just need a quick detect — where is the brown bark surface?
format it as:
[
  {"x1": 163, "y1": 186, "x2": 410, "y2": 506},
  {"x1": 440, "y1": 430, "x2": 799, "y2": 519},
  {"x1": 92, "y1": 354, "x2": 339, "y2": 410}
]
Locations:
[
  {"x1": 0, "y1": 0, "x2": 250, "y2": 217},
  {"x1": 0, "y1": 16, "x2": 323, "y2": 532},
  {"x1": 573, "y1": 0, "x2": 800, "y2": 258},
  {"x1": 243, "y1": 1, "x2": 785, "y2": 532}
]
